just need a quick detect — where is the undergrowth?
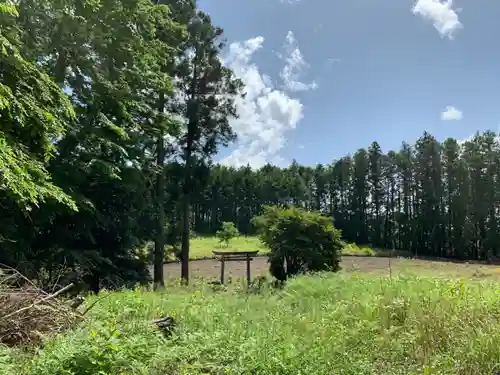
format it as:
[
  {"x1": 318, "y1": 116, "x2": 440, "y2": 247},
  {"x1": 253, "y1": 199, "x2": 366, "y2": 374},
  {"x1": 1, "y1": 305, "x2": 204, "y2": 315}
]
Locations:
[{"x1": 3, "y1": 274, "x2": 500, "y2": 374}]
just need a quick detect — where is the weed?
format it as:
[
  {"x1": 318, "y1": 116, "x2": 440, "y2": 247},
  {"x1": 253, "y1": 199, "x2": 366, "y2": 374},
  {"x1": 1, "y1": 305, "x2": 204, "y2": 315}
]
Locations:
[{"x1": 5, "y1": 273, "x2": 500, "y2": 374}]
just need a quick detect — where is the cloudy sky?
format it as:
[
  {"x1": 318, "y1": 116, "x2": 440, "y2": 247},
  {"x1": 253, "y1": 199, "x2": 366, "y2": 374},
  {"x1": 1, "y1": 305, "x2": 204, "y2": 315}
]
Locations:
[{"x1": 198, "y1": 0, "x2": 500, "y2": 168}]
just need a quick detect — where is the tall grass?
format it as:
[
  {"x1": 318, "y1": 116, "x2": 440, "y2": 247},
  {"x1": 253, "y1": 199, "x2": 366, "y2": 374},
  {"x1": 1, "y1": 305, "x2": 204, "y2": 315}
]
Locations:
[{"x1": 4, "y1": 273, "x2": 500, "y2": 374}]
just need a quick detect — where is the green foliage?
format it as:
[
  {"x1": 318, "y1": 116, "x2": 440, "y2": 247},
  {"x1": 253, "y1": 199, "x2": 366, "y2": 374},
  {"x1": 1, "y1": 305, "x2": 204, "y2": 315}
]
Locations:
[
  {"x1": 0, "y1": 0, "x2": 248, "y2": 290},
  {"x1": 215, "y1": 221, "x2": 239, "y2": 247},
  {"x1": 5, "y1": 274, "x2": 500, "y2": 374},
  {"x1": 0, "y1": 0, "x2": 192, "y2": 290},
  {"x1": 0, "y1": 2, "x2": 75, "y2": 209},
  {"x1": 343, "y1": 243, "x2": 376, "y2": 256},
  {"x1": 253, "y1": 206, "x2": 342, "y2": 280},
  {"x1": 0, "y1": 345, "x2": 23, "y2": 374},
  {"x1": 25, "y1": 317, "x2": 163, "y2": 375}
]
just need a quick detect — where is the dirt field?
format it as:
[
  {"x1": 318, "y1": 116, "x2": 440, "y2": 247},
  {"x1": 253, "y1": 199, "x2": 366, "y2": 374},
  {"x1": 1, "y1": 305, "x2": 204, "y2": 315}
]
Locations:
[{"x1": 163, "y1": 255, "x2": 500, "y2": 281}]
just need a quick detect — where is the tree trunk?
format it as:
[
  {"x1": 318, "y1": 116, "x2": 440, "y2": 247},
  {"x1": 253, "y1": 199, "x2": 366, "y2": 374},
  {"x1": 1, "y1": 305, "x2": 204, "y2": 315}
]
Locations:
[
  {"x1": 180, "y1": 192, "x2": 190, "y2": 283},
  {"x1": 89, "y1": 271, "x2": 100, "y2": 295},
  {"x1": 180, "y1": 143, "x2": 193, "y2": 284},
  {"x1": 153, "y1": 93, "x2": 166, "y2": 290},
  {"x1": 180, "y1": 50, "x2": 199, "y2": 284}
]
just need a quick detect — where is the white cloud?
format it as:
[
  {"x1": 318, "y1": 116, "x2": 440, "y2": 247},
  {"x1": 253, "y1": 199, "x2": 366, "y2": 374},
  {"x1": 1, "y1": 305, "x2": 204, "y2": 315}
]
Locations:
[
  {"x1": 457, "y1": 135, "x2": 471, "y2": 146},
  {"x1": 220, "y1": 37, "x2": 304, "y2": 169},
  {"x1": 441, "y1": 105, "x2": 463, "y2": 121},
  {"x1": 412, "y1": 0, "x2": 462, "y2": 39},
  {"x1": 278, "y1": 31, "x2": 318, "y2": 92}
]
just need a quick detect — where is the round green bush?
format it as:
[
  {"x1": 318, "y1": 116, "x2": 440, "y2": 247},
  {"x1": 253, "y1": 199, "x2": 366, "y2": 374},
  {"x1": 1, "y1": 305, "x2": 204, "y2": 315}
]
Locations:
[{"x1": 253, "y1": 206, "x2": 342, "y2": 281}]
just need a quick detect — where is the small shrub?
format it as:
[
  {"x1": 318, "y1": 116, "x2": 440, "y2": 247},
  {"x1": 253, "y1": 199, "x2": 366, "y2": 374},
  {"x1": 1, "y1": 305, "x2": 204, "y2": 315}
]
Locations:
[
  {"x1": 252, "y1": 206, "x2": 342, "y2": 281},
  {"x1": 343, "y1": 243, "x2": 376, "y2": 256},
  {"x1": 26, "y1": 318, "x2": 159, "y2": 375},
  {"x1": 216, "y1": 222, "x2": 239, "y2": 248},
  {"x1": 362, "y1": 247, "x2": 375, "y2": 256}
]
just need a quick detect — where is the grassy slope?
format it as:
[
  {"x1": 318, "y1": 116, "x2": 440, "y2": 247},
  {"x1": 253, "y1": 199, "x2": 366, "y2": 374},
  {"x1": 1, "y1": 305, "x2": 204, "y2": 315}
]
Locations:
[
  {"x1": 188, "y1": 236, "x2": 393, "y2": 259},
  {"x1": 5, "y1": 272, "x2": 500, "y2": 375}
]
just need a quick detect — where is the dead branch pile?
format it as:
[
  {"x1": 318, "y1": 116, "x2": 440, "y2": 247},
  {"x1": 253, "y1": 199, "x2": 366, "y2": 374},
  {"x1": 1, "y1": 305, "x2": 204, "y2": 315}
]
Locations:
[{"x1": 0, "y1": 265, "x2": 80, "y2": 347}]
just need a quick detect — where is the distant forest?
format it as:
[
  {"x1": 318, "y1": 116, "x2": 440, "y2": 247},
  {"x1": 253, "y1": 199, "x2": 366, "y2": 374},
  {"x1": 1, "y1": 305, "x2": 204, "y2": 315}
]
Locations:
[{"x1": 190, "y1": 131, "x2": 500, "y2": 261}]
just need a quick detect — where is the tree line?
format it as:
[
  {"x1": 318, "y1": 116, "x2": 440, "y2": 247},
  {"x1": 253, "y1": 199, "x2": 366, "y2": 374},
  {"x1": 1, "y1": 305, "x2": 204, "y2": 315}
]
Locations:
[{"x1": 188, "y1": 131, "x2": 500, "y2": 262}]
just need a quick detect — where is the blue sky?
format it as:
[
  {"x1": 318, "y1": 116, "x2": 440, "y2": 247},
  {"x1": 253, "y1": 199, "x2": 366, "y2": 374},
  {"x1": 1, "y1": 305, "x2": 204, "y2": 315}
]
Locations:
[{"x1": 198, "y1": 0, "x2": 500, "y2": 167}]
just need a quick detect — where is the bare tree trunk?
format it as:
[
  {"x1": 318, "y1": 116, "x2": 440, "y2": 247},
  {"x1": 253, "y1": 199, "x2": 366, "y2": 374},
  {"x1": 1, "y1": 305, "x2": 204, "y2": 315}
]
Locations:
[
  {"x1": 153, "y1": 93, "x2": 166, "y2": 289},
  {"x1": 88, "y1": 271, "x2": 100, "y2": 295},
  {"x1": 180, "y1": 48, "x2": 199, "y2": 285},
  {"x1": 180, "y1": 194, "x2": 190, "y2": 283},
  {"x1": 180, "y1": 144, "x2": 192, "y2": 284}
]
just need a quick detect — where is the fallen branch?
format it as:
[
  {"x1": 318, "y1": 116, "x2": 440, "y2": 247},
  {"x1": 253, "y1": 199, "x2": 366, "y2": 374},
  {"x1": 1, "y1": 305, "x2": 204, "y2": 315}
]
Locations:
[
  {"x1": 0, "y1": 268, "x2": 80, "y2": 347},
  {"x1": 0, "y1": 263, "x2": 50, "y2": 296},
  {"x1": 1, "y1": 283, "x2": 74, "y2": 320}
]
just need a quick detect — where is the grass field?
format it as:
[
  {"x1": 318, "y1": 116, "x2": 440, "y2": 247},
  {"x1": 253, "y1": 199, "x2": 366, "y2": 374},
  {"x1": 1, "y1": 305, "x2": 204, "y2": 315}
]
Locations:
[
  {"x1": 187, "y1": 235, "x2": 395, "y2": 259},
  {"x1": 5, "y1": 271, "x2": 500, "y2": 375},
  {"x1": 189, "y1": 235, "x2": 269, "y2": 259},
  {"x1": 6, "y1": 238, "x2": 500, "y2": 374}
]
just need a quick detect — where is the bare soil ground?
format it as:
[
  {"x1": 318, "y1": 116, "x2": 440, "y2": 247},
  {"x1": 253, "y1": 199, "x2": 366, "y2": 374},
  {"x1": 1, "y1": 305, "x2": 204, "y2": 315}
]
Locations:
[{"x1": 163, "y1": 255, "x2": 500, "y2": 281}]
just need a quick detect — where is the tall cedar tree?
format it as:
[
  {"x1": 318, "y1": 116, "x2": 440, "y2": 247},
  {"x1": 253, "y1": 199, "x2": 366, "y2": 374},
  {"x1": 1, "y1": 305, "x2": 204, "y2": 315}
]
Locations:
[
  {"x1": 171, "y1": 10, "x2": 243, "y2": 283},
  {"x1": 150, "y1": 0, "x2": 189, "y2": 289}
]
